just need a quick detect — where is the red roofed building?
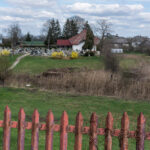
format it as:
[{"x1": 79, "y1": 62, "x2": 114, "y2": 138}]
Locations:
[{"x1": 57, "y1": 30, "x2": 100, "y2": 51}]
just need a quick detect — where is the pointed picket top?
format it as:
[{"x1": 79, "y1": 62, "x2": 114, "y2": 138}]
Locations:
[
  {"x1": 46, "y1": 110, "x2": 54, "y2": 122},
  {"x1": 76, "y1": 112, "x2": 83, "y2": 121},
  {"x1": 90, "y1": 112, "x2": 98, "y2": 123},
  {"x1": 61, "y1": 111, "x2": 68, "y2": 124},
  {"x1": 76, "y1": 112, "x2": 83, "y2": 126},
  {"x1": 121, "y1": 112, "x2": 129, "y2": 129},
  {"x1": 106, "y1": 112, "x2": 113, "y2": 129},
  {"x1": 138, "y1": 113, "x2": 145, "y2": 125},
  {"x1": 32, "y1": 109, "x2": 39, "y2": 123},
  {"x1": 5, "y1": 106, "x2": 11, "y2": 114},
  {"x1": 18, "y1": 108, "x2": 25, "y2": 119}
]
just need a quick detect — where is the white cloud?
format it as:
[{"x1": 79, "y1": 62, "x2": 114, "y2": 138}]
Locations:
[
  {"x1": 0, "y1": 1, "x2": 150, "y2": 37},
  {"x1": 66, "y1": 3, "x2": 144, "y2": 16}
]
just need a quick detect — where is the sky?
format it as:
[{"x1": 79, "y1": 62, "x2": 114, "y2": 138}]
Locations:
[{"x1": 0, "y1": 0, "x2": 150, "y2": 37}]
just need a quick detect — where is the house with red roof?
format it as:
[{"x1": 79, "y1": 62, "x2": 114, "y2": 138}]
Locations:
[{"x1": 57, "y1": 30, "x2": 100, "y2": 51}]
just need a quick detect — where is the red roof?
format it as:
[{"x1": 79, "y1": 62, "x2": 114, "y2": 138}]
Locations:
[
  {"x1": 69, "y1": 30, "x2": 87, "y2": 45},
  {"x1": 57, "y1": 40, "x2": 72, "y2": 46},
  {"x1": 57, "y1": 30, "x2": 100, "y2": 46}
]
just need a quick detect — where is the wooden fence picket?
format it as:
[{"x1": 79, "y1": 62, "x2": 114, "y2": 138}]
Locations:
[
  {"x1": 120, "y1": 112, "x2": 129, "y2": 150},
  {"x1": 0, "y1": 106, "x2": 149, "y2": 150},
  {"x1": 74, "y1": 112, "x2": 83, "y2": 150},
  {"x1": 17, "y1": 108, "x2": 26, "y2": 150},
  {"x1": 31, "y1": 109, "x2": 39, "y2": 150},
  {"x1": 60, "y1": 111, "x2": 68, "y2": 150},
  {"x1": 136, "y1": 113, "x2": 145, "y2": 150},
  {"x1": 3, "y1": 106, "x2": 11, "y2": 150},
  {"x1": 45, "y1": 110, "x2": 54, "y2": 150},
  {"x1": 105, "y1": 112, "x2": 113, "y2": 150},
  {"x1": 89, "y1": 113, "x2": 98, "y2": 150}
]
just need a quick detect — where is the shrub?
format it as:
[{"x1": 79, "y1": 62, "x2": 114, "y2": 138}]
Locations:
[
  {"x1": 71, "y1": 51, "x2": 78, "y2": 59},
  {"x1": 103, "y1": 48, "x2": 119, "y2": 73},
  {"x1": 84, "y1": 52, "x2": 89, "y2": 57},
  {"x1": 0, "y1": 49, "x2": 10, "y2": 56},
  {"x1": 51, "y1": 51, "x2": 64, "y2": 59},
  {"x1": 89, "y1": 51, "x2": 95, "y2": 56},
  {"x1": 0, "y1": 56, "x2": 11, "y2": 87}
]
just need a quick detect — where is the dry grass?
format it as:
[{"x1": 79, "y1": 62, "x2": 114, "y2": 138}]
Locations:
[{"x1": 6, "y1": 63, "x2": 150, "y2": 100}]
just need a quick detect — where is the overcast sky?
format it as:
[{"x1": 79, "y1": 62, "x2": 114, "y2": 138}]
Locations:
[{"x1": 0, "y1": 0, "x2": 150, "y2": 37}]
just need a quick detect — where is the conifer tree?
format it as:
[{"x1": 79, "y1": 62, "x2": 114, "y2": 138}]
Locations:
[
  {"x1": 82, "y1": 22, "x2": 94, "y2": 50},
  {"x1": 45, "y1": 19, "x2": 61, "y2": 47},
  {"x1": 62, "y1": 19, "x2": 78, "y2": 39},
  {"x1": 25, "y1": 32, "x2": 32, "y2": 41}
]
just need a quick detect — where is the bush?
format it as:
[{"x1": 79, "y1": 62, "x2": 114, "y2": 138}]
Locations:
[
  {"x1": 89, "y1": 51, "x2": 95, "y2": 56},
  {"x1": 0, "y1": 56, "x2": 11, "y2": 87},
  {"x1": 51, "y1": 51, "x2": 64, "y2": 59},
  {"x1": 103, "y1": 49, "x2": 119, "y2": 73},
  {"x1": 71, "y1": 51, "x2": 78, "y2": 59},
  {"x1": 84, "y1": 52, "x2": 89, "y2": 57},
  {"x1": 0, "y1": 49, "x2": 10, "y2": 56}
]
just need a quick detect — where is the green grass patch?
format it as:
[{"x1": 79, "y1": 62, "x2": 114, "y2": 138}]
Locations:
[
  {"x1": 120, "y1": 58, "x2": 138, "y2": 69},
  {"x1": 12, "y1": 54, "x2": 146, "y2": 74},
  {"x1": 7, "y1": 55, "x2": 20, "y2": 67},
  {"x1": 0, "y1": 88, "x2": 150, "y2": 149},
  {"x1": 13, "y1": 56, "x2": 103, "y2": 74}
]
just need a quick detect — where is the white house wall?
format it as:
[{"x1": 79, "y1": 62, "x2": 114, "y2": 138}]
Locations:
[
  {"x1": 72, "y1": 42, "x2": 85, "y2": 51},
  {"x1": 72, "y1": 42, "x2": 97, "y2": 51}
]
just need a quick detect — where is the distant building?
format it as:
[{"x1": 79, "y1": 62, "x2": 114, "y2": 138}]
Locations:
[
  {"x1": 57, "y1": 30, "x2": 100, "y2": 51},
  {"x1": 111, "y1": 48, "x2": 123, "y2": 53},
  {"x1": 112, "y1": 37, "x2": 129, "y2": 48}
]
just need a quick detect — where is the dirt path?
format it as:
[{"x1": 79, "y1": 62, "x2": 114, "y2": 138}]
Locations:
[{"x1": 9, "y1": 53, "x2": 30, "y2": 70}]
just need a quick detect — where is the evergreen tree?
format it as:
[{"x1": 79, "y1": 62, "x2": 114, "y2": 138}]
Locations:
[
  {"x1": 25, "y1": 32, "x2": 32, "y2": 41},
  {"x1": 45, "y1": 19, "x2": 61, "y2": 47},
  {"x1": 55, "y1": 20, "x2": 61, "y2": 40},
  {"x1": 62, "y1": 19, "x2": 78, "y2": 39},
  {"x1": 70, "y1": 20, "x2": 78, "y2": 37},
  {"x1": 62, "y1": 19, "x2": 71, "y2": 39},
  {"x1": 82, "y1": 22, "x2": 94, "y2": 50}
]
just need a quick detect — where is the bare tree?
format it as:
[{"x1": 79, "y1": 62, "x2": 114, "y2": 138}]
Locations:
[
  {"x1": 7, "y1": 23, "x2": 22, "y2": 50},
  {"x1": 69, "y1": 16, "x2": 86, "y2": 32},
  {"x1": 95, "y1": 19, "x2": 112, "y2": 53}
]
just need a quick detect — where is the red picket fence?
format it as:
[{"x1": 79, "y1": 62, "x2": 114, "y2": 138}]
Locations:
[{"x1": 0, "y1": 106, "x2": 148, "y2": 150}]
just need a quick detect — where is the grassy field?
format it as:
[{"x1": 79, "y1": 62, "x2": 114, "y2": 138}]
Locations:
[
  {"x1": 11, "y1": 54, "x2": 148, "y2": 74},
  {"x1": 13, "y1": 56, "x2": 103, "y2": 74},
  {"x1": 0, "y1": 88, "x2": 150, "y2": 149},
  {"x1": 8, "y1": 55, "x2": 20, "y2": 66}
]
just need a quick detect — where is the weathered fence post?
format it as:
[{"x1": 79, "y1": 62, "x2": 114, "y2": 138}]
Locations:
[
  {"x1": 120, "y1": 112, "x2": 129, "y2": 150},
  {"x1": 3, "y1": 106, "x2": 11, "y2": 150},
  {"x1": 31, "y1": 109, "x2": 39, "y2": 150},
  {"x1": 60, "y1": 111, "x2": 68, "y2": 150},
  {"x1": 17, "y1": 108, "x2": 26, "y2": 150},
  {"x1": 89, "y1": 113, "x2": 98, "y2": 150},
  {"x1": 45, "y1": 110, "x2": 54, "y2": 150},
  {"x1": 136, "y1": 113, "x2": 145, "y2": 150},
  {"x1": 105, "y1": 112, "x2": 113, "y2": 150},
  {"x1": 74, "y1": 112, "x2": 83, "y2": 150}
]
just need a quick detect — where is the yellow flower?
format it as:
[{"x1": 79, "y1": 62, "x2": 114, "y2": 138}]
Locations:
[
  {"x1": 51, "y1": 51, "x2": 64, "y2": 59},
  {"x1": 71, "y1": 51, "x2": 78, "y2": 59},
  {"x1": 0, "y1": 49, "x2": 10, "y2": 56}
]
